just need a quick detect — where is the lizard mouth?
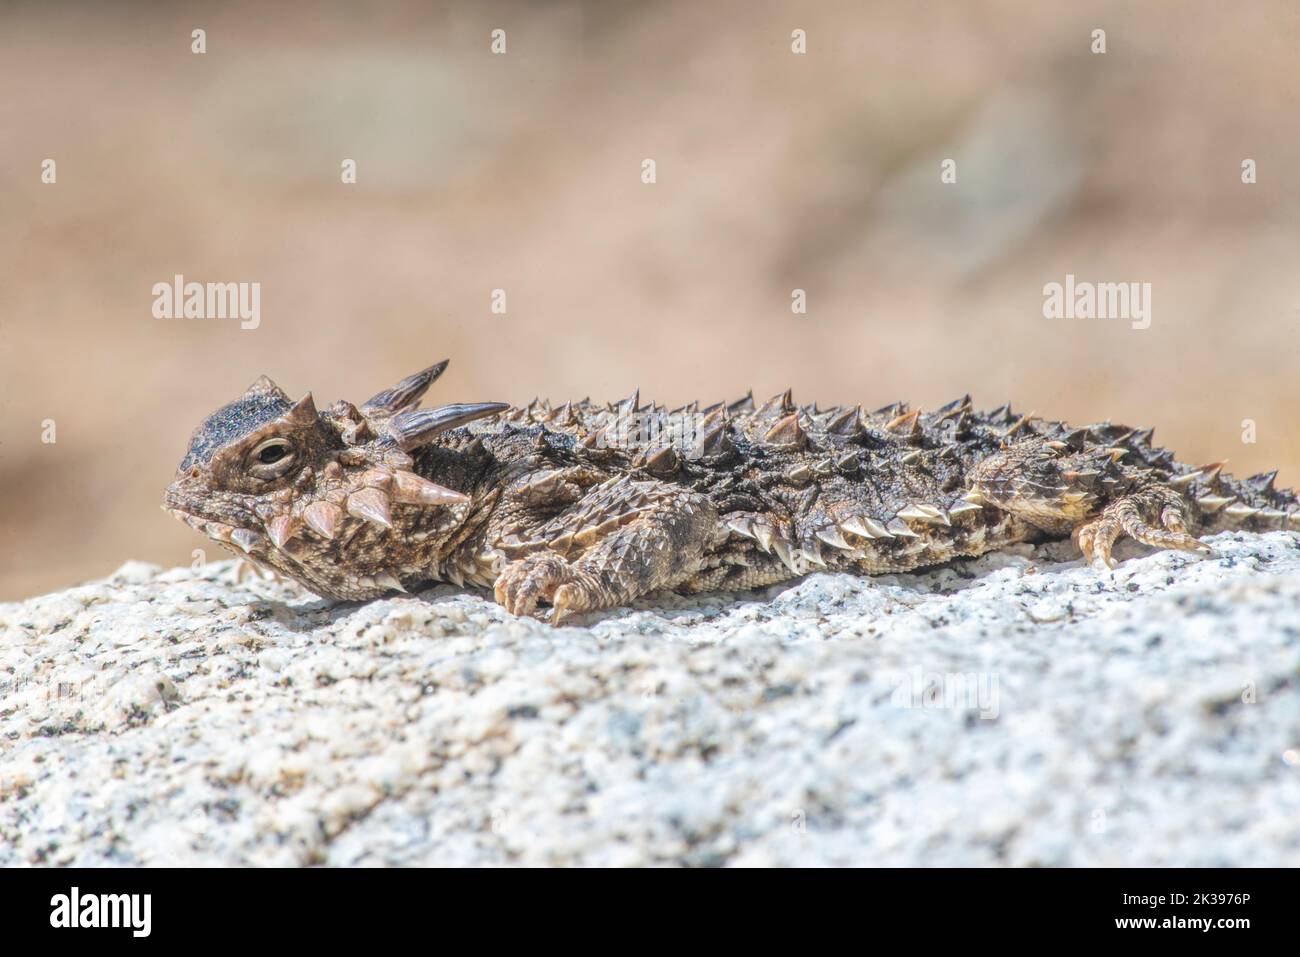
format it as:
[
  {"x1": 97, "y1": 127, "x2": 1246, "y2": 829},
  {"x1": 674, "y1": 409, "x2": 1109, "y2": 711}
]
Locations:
[
  {"x1": 166, "y1": 506, "x2": 236, "y2": 542},
  {"x1": 163, "y1": 481, "x2": 266, "y2": 554},
  {"x1": 164, "y1": 506, "x2": 269, "y2": 555}
]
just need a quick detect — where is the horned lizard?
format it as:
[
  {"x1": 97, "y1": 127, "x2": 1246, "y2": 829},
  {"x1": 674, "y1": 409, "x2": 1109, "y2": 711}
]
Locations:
[{"x1": 164, "y1": 360, "x2": 1298, "y2": 623}]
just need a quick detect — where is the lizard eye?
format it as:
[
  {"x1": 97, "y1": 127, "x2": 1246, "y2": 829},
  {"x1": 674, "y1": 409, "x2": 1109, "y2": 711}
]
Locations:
[
  {"x1": 257, "y1": 442, "x2": 288, "y2": 464},
  {"x1": 248, "y1": 438, "x2": 297, "y2": 478}
]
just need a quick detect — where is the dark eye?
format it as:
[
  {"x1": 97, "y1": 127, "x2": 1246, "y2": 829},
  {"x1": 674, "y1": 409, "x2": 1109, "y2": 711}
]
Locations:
[{"x1": 248, "y1": 438, "x2": 297, "y2": 477}]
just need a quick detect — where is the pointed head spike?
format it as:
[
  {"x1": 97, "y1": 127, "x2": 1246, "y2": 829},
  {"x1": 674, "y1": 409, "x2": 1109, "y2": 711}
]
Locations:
[
  {"x1": 387, "y1": 402, "x2": 510, "y2": 449},
  {"x1": 391, "y1": 470, "x2": 470, "y2": 506},
  {"x1": 281, "y1": 392, "x2": 318, "y2": 426},
  {"x1": 346, "y1": 488, "x2": 393, "y2": 528},
  {"x1": 244, "y1": 375, "x2": 289, "y2": 401},
  {"x1": 265, "y1": 514, "x2": 297, "y2": 549},
  {"x1": 361, "y1": 360, "x2": 449, "y2": 414},
  {"x1": 302, "y1": 501, "x2": 342, "y2": 540}
]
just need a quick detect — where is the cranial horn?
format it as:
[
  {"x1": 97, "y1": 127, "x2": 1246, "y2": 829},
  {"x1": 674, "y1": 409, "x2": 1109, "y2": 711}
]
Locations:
[
  {"x1": 386, "y1": 402, "x2": 510, "y2": 450},
  {"x1": 362, "y1": 360, "x2": 450, "y2": 414},
  {"x1": 244, "y1": 374, "x2": 290, "y2": 401},
  {"x1": 281, "y1": 392, "x2": 318, "y2": 426},
  {"x1": 392, "y1": 470, "x2": 470, "y2": 506}
]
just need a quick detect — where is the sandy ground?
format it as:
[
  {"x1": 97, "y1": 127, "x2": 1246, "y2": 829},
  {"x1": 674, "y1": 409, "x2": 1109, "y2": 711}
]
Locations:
[{"x1": 2, "y1": 530, "x2": 1298, "y2": 866}]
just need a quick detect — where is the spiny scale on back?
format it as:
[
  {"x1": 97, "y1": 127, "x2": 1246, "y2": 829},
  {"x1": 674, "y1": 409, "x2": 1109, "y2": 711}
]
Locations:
[{"x1": 166, "y1": 359, "x2": 1300, "y2": 624}]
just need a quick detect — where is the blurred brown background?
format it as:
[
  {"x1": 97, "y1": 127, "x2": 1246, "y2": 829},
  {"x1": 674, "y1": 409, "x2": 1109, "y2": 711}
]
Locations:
[{"x1": 2, "y1": 0, "x2": 1298, "y2": 601}]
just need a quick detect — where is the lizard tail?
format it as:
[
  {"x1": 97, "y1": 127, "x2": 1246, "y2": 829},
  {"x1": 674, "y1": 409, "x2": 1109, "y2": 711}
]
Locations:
[{"x1": 1184, "y1": 466, "x2": 1300, "y2": 533}]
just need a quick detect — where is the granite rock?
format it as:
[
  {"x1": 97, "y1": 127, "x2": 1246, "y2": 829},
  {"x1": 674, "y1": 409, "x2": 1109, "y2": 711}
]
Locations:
[{"x1": 2, "y1": 532, "x2": 1299, "y2": 866}]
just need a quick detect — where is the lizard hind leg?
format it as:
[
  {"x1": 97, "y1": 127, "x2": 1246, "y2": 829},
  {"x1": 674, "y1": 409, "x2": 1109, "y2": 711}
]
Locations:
[
  {"x1": 1073, "y1": 486, "x2": 1211, "y2": 569},
  {"x1": 968, "y1": 437, "x2": 1212, "y2": 569}
]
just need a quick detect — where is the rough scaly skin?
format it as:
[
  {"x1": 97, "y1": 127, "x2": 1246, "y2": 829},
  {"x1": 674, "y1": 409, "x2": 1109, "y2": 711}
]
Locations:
[{"x1": 164, "y1": 360, "x2": 1300, "y2": 624}]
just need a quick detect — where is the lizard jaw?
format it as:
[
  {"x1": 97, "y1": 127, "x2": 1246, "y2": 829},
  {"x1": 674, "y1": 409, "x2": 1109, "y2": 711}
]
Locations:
[
  {"x1": 165, "y1": 504, "x2": 232, "y2": 539},
  {"x1": 163, "y1": 505, "x2": 259, "y2": 552}
]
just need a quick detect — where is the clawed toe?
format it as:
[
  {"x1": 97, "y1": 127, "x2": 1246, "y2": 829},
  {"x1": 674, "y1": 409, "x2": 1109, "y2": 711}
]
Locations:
[
  {"x1": 550, "y1": 583, "x2": 578, "y2": 625},
  {"x1": 494, "y1": 554, "x2": 588, "y2": 619},
  {"x1": 1075, "y1": 520, "x2": 1118, "y2": 569},
  {"x1": 1074, "y1": 488, "x2": 1211, "y2": 570}
]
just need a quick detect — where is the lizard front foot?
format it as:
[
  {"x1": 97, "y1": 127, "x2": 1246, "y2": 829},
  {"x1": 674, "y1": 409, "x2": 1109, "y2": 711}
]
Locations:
[
  {"x1": 1074, "y1": 486, "x2": 1211, "y2": 569},
  {"x1": 493, "y1": 553, "x2": 602, "y2": 624}
]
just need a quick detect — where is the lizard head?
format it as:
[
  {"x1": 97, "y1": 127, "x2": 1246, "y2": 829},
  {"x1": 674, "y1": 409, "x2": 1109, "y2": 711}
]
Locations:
[{"x1": 164, "y1": 361, "x2": 508, "y2": 599}]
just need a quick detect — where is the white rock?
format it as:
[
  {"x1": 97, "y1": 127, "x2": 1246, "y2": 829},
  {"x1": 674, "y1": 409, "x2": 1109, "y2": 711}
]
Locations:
[{"x1": 1, "y1": 532, "x2": 1299, "y2": 865}]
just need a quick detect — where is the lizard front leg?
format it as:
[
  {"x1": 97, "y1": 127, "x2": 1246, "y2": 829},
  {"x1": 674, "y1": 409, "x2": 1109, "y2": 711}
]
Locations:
[{"x1": 490, "y1": 477, "x2": 723, "y2": 623}]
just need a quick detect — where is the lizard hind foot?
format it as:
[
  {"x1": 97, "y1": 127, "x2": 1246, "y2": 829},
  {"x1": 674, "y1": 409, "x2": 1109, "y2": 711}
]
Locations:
[{"x1": 1074, "y1": 487, "x2": 1212, "y2": 570}]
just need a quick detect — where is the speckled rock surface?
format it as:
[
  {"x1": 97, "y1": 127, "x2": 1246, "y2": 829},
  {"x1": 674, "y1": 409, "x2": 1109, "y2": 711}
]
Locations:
[{"x1": 2, "y1": 531, "x2": 1299, "y2": 867}]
